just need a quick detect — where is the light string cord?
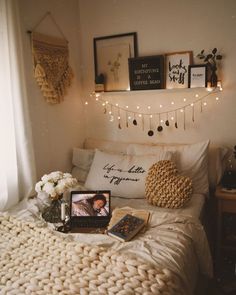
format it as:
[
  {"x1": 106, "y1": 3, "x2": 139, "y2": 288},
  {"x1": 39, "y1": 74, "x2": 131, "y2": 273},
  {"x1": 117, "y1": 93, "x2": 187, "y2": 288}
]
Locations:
[{"x1": 90, "y1": 88, "x2": 221, "y2": 117}]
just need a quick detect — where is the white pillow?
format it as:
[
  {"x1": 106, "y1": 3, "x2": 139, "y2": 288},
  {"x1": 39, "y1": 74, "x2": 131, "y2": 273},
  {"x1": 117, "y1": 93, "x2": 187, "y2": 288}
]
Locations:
[
  {"x1": 85, "y1": 149, "x2": 173, "y2": 198},
  {"x1": 127, "y1": 140, "x2": 210, "y2": 195},
  {"x1": 72, "y1": 148, "x2": 95, "y2": 183}
]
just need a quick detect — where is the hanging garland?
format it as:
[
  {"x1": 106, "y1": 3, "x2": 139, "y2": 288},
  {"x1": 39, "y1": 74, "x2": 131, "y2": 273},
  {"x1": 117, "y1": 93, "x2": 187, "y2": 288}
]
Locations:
[{"x1": 86, "y1": 87, "x2": 222, "y2": 136}]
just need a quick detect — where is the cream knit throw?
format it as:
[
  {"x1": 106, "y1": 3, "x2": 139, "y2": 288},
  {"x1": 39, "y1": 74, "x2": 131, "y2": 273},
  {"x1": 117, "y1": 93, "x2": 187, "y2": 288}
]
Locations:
[
  {"x1": 32, "y1": 32, "x2": 73, "y2": 104},
  {"x1": 0, "y1": 214, "x2": 182, "y2": 295}
]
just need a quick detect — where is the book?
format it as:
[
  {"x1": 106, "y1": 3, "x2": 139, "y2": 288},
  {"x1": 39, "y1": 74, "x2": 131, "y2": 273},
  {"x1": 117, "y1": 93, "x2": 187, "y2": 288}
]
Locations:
[
  {"x1": 107, "y1": 207, "x2": 150, "y2": 232},
  {"x1": 107, "y1": 214, "x2": 145, "y2": 242}
]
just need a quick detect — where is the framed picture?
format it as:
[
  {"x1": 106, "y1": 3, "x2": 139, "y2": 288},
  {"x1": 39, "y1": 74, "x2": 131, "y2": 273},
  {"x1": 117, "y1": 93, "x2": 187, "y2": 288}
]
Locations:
[
  {"x1": 93, "y1": 32, "x2": 137, "y2": 91},
  {"x1": 188, "y1": 65, "x2": 207, "y2": 88},
  {"x1": 128, "y1": 55, "x2": 164, "y2": 90},
  {"x1": 165, "y1": 51, "x2": 193, "y2": 89}
]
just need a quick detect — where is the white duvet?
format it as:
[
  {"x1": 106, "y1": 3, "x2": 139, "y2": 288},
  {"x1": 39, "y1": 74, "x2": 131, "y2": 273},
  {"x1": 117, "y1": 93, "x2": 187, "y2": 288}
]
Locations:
[{"x1": 4, "y1": 195, "x2": 213, "y2": 295}]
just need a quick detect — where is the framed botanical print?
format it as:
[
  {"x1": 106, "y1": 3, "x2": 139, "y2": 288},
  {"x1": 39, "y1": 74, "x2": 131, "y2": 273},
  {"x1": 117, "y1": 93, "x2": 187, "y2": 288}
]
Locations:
[
  {"x1": 93, "y1": 32, "x2": 137, "y2": 92},
  {"x1": 165, "y1": 51, "x2": 193, "y2": 89},
  {"x1": 188, "y1": 65, "x2": 207, "y2": 88}
]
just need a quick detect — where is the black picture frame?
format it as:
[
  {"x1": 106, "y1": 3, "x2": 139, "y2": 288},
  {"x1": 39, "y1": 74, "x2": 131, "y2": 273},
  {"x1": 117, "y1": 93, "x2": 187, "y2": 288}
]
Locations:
[
  {"x1": 128, "y1": 55, "x2": 164, "y2": 90},
  {"x1": 188, "y1": 65, "x2": 207, "y2": 88},
  {"x1": 93, "y1": 32, "x2": 137, "y2": 92}
]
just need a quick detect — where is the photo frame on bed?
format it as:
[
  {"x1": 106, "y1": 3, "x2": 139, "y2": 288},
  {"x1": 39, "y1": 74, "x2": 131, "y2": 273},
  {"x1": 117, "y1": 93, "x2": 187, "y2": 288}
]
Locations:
[
  {"x1": 93, "y1": 32, "x2": 138, "y2": 92},
  {"x1": 165, "y1": 51, "x2": 193, "y2": 89}
]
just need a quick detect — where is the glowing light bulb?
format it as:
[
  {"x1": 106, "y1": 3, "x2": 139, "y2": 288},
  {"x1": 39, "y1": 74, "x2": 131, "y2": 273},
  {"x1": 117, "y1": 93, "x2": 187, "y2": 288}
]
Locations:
[
  {"x1": 102, "y1": 103, "x2": 105, "y2": 106},
  {"x1": 171, "y1": 116, "x2": 174, "y2": 121},
  {"x1": 105, "y1": 101, "x2": 109, "y2": 104},
  {"x1": 117, "y1": 116, "x2": 121, "y2": 120},
  {"x1": 159, "y1": 104, "x2": 163, "y2": 108},
  {"x1": 126, "y1": 105, "x2": 129, "y2": 109},
  {"x1": 138, "y1": 114, "x2": 142, "y2": 117},
  {"x1": 216, "y1": 97, "x2": 219, "y2": 101},
  {"x1": 147, "y1": 106, "x2": 151, "y2": 110},
  {"x1": 128, "y1": 116, "x2": 132, "y2": 120},
  {"x1": 180, "y1": 109, "x2": 184, "y2": 112},
  {"x1": 195, "y1": 94, "x2": 199, "y2": 98},
  {"x1": 149, "y1": 114, "x2": 153, "y2": 118},
  {"x1": 85, "y1": 101, "x2": 88, "y2": 105},
  {"x1": 95, "y1": 97, "x2": 99, "y2": 101},
  {"x1": 203, "y1": 102, "x2": 207, "y2": 106},
  {"x1": 183, "y1": 98, "x2": 186, "y2": 102},
  {"x1": 136, "y1": 106, "x2": 140, "y2": 109},
  {"x1": 108, "y1": 111, "x2": 112, "y2": 115},
  {"x1": 171, "y1": 101, "x2": 174, "y2": 105},
  {"x1": 115, "y1": 103, "x2": 119, "y2": 107},
  {"x1": 191, "y1": 103, "x2": 194, "y2": 107},
  {"x1": 160, "y1": 119, "x2": 164, "y2": 123},
  {"x1": 95, "y1": 93, "x2": 100, "y2": 98}
]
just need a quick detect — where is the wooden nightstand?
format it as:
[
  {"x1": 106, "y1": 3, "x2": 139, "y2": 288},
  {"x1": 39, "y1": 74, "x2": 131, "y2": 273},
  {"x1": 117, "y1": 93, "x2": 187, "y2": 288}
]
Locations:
[{"x1": 215, "y1": 186, "x2": 236, "y2": 272}]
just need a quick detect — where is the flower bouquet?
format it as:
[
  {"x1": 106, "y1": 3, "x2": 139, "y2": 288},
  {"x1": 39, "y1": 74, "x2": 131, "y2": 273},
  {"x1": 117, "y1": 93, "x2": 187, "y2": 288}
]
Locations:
[{"x1": 35, "y1": 171, "x2": 78, "y2": 223}]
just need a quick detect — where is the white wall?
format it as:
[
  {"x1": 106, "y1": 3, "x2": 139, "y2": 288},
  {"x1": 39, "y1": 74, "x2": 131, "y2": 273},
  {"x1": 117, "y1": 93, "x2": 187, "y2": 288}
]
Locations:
[
  {"x1": 78, "y1": 0, "x2": 236, "y2": 148},
  {"x1": 18, "y1": 0, "x2": 85, "y2": 178}
]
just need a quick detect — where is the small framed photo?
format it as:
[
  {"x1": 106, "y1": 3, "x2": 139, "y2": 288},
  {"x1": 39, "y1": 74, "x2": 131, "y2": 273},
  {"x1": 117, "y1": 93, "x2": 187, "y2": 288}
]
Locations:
[
  {"x1": 165, "y1": 51, "x2": 193, "y2": 89},
  {"x1": 93, "y1": 32, "x2": 137, "y2": 92},
  {"x1": 188, "y1": 65, "x2": 207, "y2": 88}
]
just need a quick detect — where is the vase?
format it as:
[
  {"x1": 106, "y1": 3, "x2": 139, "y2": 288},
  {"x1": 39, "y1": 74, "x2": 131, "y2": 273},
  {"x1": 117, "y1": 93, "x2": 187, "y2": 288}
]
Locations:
[
  {"x1": 42, "y1": 198, "x2": 63, "y2": 223},
  {"x1": 210, "y1": 68, "x2": 218, "y2": 88}
]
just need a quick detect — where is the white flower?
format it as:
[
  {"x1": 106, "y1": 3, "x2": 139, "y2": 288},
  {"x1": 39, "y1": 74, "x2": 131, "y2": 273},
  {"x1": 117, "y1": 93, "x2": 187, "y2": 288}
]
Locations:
[
  {"x1": 43, "y1": 182, "x2": 56, "y2": 195},
  {"x1": 35, "y1": 181, "x2": 44, "y2": 192},
  {"x1": 35, "y1": 171, "x2": 78, "y2": 200}
]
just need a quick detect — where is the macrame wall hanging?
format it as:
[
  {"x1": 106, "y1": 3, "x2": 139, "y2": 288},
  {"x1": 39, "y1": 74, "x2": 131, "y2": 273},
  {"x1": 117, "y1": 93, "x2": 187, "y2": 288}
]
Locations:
[{"x1": 28, "y1": 12, "x2": 73, "y2": 104}]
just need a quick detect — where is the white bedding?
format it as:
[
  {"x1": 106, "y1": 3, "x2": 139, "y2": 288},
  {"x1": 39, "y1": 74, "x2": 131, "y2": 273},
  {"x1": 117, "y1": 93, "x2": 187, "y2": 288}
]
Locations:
[
  {"x1": 111, "y1": 193, "x2": 205, "y2": 220},
  {"x1": 4, "y1": 193, "x2": 212, "y2": 295}
]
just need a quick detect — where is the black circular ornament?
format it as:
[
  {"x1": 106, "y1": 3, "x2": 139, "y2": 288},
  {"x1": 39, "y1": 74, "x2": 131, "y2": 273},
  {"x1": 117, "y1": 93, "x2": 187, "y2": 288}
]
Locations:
[
  {"x1": 165, "y1": 120, "x2": 169, "y2": 126},
  {"x1": 175, "y1": 122, "x2": 178, "y2": 128},
  {"x1": 118, "y1": 123, "x2": 122, "y2": 129},
  {"x1": 133, "y1": 119, "x2": 137, "y2": 126},
  {"x1": 157, "y1": 125, "x2": 163, "y2": 132},
  {"x1": 148, "y1": 130, "x2": 154, "y2": 136}
]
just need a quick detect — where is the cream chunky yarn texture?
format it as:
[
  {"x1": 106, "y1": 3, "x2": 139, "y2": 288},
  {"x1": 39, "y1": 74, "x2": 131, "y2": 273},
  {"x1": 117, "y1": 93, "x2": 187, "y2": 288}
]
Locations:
[
  {"x1": 145, "y1": 160, "x2": 193, "y2": 209},
  {"x1": 0, "y1": 214, "x2": 182, "y2": 295}
]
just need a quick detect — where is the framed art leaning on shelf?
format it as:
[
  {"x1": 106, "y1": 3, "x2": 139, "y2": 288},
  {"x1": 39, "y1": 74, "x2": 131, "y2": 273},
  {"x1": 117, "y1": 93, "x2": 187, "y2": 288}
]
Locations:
[
  {"x1": 165, "y1": 51, "x2": 193, "y2": 89},
  {"x1": 188, "y1": 65, "x2": 207, "y2": 88},
  {"x1": 93, "y1": 32, "x2": 137, "y2": 92}
]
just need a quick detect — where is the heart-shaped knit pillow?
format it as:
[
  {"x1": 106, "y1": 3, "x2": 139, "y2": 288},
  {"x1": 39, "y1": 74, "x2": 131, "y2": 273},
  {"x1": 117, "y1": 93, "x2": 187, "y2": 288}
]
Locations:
[{"x1": 145, "y1": 160, "x2": 193, "y2": 208}]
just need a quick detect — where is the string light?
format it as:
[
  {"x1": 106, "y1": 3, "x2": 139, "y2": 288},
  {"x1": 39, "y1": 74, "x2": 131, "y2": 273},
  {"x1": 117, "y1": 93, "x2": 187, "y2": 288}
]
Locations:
[{"x1": 89, "y1": 87, "x2": 221, "y2": 135}]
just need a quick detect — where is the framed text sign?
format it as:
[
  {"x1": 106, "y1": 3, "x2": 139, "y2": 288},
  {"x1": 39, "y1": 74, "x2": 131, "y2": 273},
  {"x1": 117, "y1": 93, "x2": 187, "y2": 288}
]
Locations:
[
  {"x1": 128, "y1": 55, "x2": 164, "y2": 90},
  {"x1": 165, "y1": 51, "x2": 193, "y2": 89},
  {"x1": 188, "y1": 65, "x2": 207, "y2": 88}
]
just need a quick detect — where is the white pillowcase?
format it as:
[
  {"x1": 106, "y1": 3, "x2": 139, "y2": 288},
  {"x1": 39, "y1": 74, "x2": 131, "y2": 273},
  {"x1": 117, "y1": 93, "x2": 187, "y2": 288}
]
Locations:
[
  {"x1": 127, "y1": 140, "x2": 210, "y2": 195},
  {"x1": 72, "y1": 148, "x2": 95, "y2": 183},
  {"x1": 85, "y1": 149, "x2": 173, "y2": 198}
]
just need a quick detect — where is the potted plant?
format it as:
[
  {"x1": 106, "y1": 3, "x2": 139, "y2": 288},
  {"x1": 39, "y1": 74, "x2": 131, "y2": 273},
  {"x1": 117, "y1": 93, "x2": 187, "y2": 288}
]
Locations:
[{"x1": 197, "y1": 48, "x2": 222, "y2": 87}]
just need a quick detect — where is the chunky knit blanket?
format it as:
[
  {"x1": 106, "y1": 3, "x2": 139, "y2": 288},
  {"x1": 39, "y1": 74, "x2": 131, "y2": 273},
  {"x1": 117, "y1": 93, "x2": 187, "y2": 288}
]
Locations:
[{"x1": 0, "y1": 214, "x2": 182, "y2": 295}]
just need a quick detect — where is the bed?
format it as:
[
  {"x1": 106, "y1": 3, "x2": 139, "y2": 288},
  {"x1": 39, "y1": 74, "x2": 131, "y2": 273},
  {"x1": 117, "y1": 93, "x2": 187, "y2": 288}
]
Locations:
[{"x1": 0, "y1": 138, "x2": 228, "y2": 295}]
